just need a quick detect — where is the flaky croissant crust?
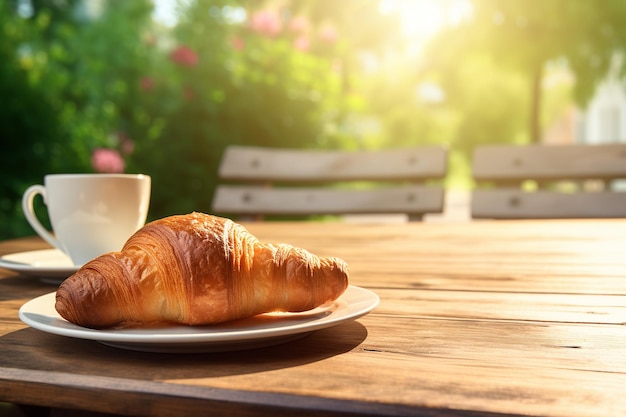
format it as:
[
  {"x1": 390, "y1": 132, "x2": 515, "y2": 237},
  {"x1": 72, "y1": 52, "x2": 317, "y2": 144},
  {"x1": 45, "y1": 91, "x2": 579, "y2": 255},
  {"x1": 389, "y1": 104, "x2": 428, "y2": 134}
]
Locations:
[{"x1": 55, "y1": 213, "x2": 349, "y2": 328}]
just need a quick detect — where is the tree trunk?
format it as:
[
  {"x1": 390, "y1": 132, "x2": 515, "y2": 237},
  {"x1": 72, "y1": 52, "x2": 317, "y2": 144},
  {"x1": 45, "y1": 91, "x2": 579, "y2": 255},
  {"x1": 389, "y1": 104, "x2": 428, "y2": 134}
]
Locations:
[{"x1": 530, "y1": 64, "x2": 544, "y2": 143}]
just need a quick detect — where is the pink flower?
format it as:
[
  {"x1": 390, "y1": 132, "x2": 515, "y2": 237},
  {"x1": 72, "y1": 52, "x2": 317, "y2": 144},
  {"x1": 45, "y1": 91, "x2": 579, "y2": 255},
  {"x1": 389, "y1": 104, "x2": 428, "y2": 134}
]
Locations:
[
  {"x1": 250, "y1": 10, "x2": 282, "y2": 36},
  {"x1": 170, "y1": 46, "x2": 199, "y2": 67},
  {"x1": 231, "y1": 36, "x2": 245, "y2": 51},
  {"x1": 140, "y1": 76, "x2": 154, "y2": 91},
  {"x1": 91, "y1": 148, "x2": 125, "y2": 173},
  {"x1": 294, "y1": 35, "x2": 310, "y2": 52},
  {"x1": 319, "y1": 24, "x2": 338, "y2": 43}
]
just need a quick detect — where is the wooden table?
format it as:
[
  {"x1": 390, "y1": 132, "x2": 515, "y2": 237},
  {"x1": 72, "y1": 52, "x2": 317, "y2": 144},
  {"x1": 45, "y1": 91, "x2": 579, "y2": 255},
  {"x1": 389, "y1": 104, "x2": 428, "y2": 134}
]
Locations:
[{"x1": 1, "y1": 219, "x2": 626, "y2": 417}]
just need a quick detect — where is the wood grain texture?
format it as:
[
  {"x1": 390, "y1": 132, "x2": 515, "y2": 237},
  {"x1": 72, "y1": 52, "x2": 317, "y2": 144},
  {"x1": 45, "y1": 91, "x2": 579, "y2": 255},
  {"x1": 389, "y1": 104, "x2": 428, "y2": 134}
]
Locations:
[
  {"x1": 471, "y1": 189, "x2": 626, "y2": 219},
  {"x1": 472, "y1": 143, "x2": 626, "y2": 181},
  {"x1": 218, "y1": 145, "x2": 448, "y2": 182},
  {"x1": 212, "y1": 184, "x2": 444, "y2": 216},
  {"x1": 471, "y1": 143, "x2": 626, "y2": 219},
  {"x1": 212, "y1": 145, "x2": 447, "y2": 220},
  {"x1": 1, "y1": 220, "x2": 626, "y2": 416}
]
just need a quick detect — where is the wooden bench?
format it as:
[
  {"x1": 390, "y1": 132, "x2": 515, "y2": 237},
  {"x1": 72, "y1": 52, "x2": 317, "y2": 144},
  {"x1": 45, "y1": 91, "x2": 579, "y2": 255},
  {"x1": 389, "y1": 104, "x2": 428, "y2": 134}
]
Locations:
[
  {"x1": 471, "y1": 143, "x2": 626, "y2": 219},
  {"x1": 212, "y1": 145, "x2": 448, "y2": 221}
]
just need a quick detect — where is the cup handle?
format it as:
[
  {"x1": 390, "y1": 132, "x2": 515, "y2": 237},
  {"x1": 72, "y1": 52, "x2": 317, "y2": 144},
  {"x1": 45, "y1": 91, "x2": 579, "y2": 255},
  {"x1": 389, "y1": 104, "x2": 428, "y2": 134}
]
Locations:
[{"x1": 21, "y1": 185, "x2": 63, "y2": 251}]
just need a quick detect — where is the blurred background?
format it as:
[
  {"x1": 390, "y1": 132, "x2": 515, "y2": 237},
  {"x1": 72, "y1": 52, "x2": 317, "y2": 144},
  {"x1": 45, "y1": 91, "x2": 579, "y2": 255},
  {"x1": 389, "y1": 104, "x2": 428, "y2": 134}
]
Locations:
[{"x1": 3, "y1": 0, "x2": 626, "y2": 238}]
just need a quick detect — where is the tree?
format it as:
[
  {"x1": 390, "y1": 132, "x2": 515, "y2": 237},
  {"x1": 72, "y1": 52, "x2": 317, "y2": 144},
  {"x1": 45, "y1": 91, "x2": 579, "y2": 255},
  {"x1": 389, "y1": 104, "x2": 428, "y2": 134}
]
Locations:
[
  {"x1": 423, "y1": 0, "x2": 626, "y2": 143},
  {"x1": 0, "y1": 0, "x2": 153, "y2": 238},
  {"x1": 1, "y1": 0, "x2": 434, "y2": 238}
]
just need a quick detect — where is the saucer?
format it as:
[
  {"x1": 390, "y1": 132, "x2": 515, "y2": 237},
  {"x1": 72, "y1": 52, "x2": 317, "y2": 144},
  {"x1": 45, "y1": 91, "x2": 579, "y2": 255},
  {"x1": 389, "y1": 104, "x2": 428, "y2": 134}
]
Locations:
[
  {"x1": 0, "y1": 249, "x2": 78, "y2": 283},
  {"x1": 19, "y1": 286, "x2": 380, "y2": 353}
]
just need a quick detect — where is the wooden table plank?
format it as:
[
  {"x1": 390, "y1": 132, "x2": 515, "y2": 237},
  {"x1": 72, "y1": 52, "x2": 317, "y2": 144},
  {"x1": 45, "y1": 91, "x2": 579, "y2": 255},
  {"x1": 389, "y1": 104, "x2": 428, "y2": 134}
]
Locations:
[
  {"x1": 372, "y1": 288, "x2": 626, "y2": 324},
  {"x1": 1, "y1": 313, "x2": 625, "y2": 417},
  {"x1": 1, "y1": 220, "x2": 626, "y2": 416},
  {"x1": 4, "y1": 220, "x2": 626, "y2": 294},
  {"x1": 241, "y1": 220, "x2": 626, "y2": 294}
]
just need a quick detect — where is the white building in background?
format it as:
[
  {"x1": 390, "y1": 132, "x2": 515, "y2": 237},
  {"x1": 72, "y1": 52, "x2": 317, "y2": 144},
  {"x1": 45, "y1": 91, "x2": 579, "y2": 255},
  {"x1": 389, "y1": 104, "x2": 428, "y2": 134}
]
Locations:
[
  {"x1": 583, "y1": 82, "x2": 626, "y2": 143},
  {"x1": 582, "y1": 55, "x2": 626, "y2": 144},
  {"x1": 543, "y1": 55, "x2": 626, "y2": 146},
  {"x1": 540, "y1": 55, "x2": 626, "y2": 190}
]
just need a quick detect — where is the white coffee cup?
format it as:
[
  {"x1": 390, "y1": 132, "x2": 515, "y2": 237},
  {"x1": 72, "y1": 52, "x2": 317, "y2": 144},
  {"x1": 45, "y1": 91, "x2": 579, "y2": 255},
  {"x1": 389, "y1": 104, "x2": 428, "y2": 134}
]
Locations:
[{"x1": 22, "y1": 174, "x2": 151, "y2": 266}]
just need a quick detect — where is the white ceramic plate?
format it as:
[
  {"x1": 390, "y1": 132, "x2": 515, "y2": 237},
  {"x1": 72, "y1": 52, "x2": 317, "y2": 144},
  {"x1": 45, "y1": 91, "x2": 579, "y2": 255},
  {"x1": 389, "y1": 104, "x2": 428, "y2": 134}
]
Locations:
[
  {"x1": 0, "y1": 249, "x2": 78, "y2": 283},
  {"x1": 19, "y1": 285, "x2": 379, "y2": 353}
]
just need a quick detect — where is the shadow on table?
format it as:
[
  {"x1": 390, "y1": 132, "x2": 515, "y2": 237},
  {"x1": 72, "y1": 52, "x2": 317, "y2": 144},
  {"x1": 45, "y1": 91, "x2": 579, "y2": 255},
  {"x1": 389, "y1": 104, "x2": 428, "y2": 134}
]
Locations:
[
  {"x1": 0, "y1": 320, "x2": 368, "y2": 379},
  {"x1": 0, "y1": 275, "x2": 58, "y2": 302}
]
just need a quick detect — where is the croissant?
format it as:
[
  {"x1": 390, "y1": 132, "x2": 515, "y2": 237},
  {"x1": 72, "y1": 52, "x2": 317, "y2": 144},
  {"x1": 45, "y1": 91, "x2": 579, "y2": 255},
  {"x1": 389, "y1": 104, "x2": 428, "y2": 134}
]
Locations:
[{"x1": 55, "y1": 212, "x2": 348, "y2": 329}]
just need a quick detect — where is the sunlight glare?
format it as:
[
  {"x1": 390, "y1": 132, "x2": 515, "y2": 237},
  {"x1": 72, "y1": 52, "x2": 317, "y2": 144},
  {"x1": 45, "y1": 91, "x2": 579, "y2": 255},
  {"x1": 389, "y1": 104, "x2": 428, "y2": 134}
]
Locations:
[
  {"x1": 152, "y1": 0, "x2": 179, "y2": 27},
  {"x1": 380, "y1": 0, "x2": 443, "y2": 38},
  {"x1": 379, "y1": 0, "x2": 472, "y2": 40}
]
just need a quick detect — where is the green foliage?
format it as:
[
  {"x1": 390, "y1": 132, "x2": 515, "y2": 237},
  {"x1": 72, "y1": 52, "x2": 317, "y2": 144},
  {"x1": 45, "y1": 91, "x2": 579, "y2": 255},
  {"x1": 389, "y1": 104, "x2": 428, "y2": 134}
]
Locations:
[
  {"x1": 0, "y1": 0, "x2": 154, "y2": 238},
  {"x1": 125, "y1": 0, "x2": 353, "y2": 217},
  {"x1": 0, "y1": 1, "x2": 67, "y2": 237},
  {"x1": 0, "y1": 0, "x2": 361, "y2": 238},
  {"x1": 3, "y1": 0, "x2": 626, "y2": 239},
  {"x1": 423, "y1": 0, "x2": 626, "y2": 144}
]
